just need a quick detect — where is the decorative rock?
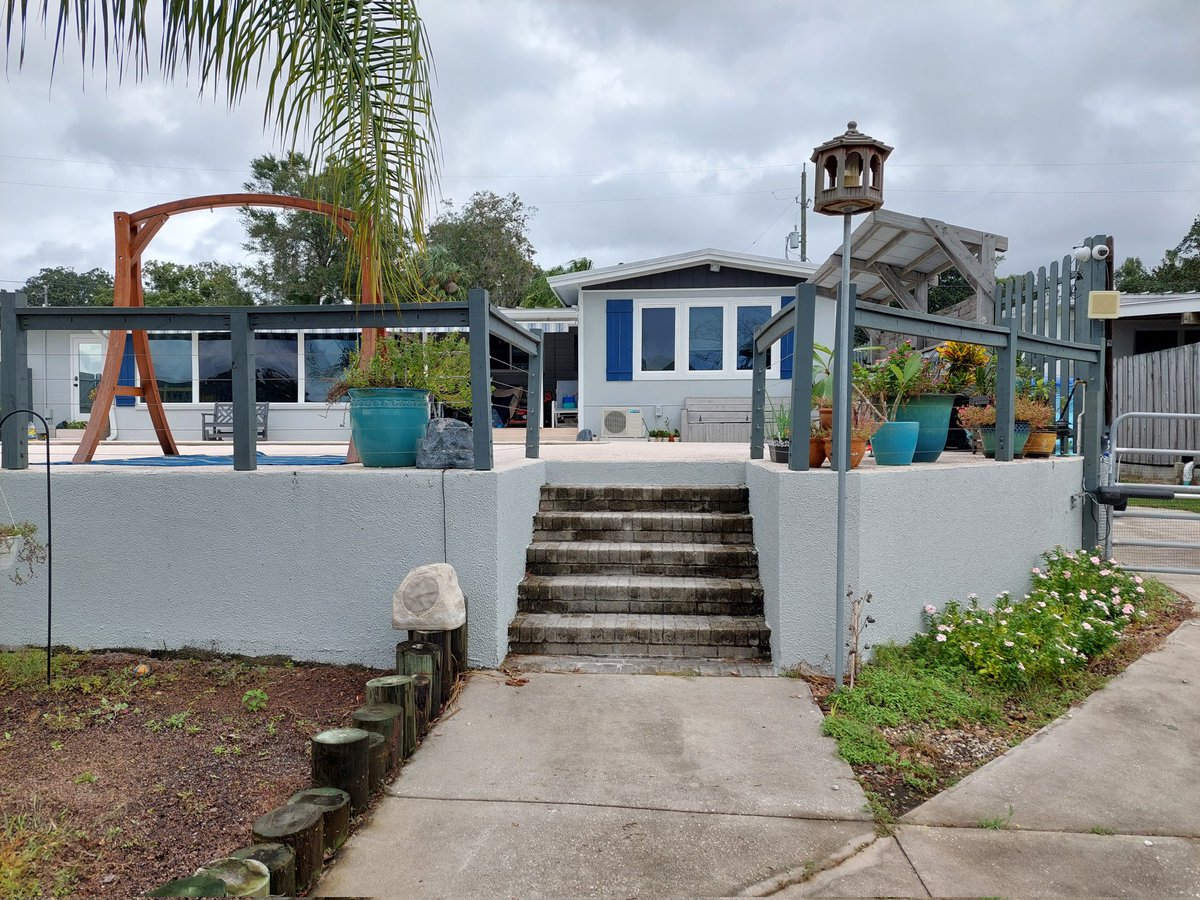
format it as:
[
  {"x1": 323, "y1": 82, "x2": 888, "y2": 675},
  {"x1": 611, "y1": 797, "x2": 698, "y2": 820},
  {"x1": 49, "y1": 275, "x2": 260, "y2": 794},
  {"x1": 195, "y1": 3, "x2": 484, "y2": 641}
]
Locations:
[
  {"x1": 415, "y1": 418, "x2": 474, "y2": 469},
  {"x1": 194, "y1": 858, "x2": 270, "y2": 897},
  {"x1": 228, "y1": 844, "x2": 295, "y2": 897},
  {"x1": 147, "y1": 874, "x2": 227, "y2": 896},
  {"x1": 393, "y1": 563, "x2": 466, "y2": 631},
  {"x1": 577, "y1": 429, "x2": 594, "y2": 441}
]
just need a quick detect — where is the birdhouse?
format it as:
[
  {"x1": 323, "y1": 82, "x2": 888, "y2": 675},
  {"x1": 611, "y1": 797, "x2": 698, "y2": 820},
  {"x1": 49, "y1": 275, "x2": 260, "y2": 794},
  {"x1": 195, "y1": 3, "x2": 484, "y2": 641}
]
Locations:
[{"x1": 810, "y1": 121, "x2": 892, "y2": 216}]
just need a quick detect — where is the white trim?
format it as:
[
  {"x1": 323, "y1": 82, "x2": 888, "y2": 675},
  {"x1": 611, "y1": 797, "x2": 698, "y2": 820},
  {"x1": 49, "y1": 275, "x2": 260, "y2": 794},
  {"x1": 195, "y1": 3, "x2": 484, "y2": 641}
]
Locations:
[{"x1": 631, "y1": 296, "x2": 783, "y2": 381}]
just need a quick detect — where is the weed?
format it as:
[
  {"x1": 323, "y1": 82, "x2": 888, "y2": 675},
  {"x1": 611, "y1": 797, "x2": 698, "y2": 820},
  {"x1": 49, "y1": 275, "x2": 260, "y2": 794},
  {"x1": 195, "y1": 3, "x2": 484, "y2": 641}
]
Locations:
[
  {"x1": 821, "y1": 714, "x2": 896, "y2": 766},
  {"x1": 863, "y1": 791, "x2": 896, "y2": 836},
  {"x1": 978, "y1": 804, "x2": 1015, "y2": 830},
  {"x1": 1089, "y1": 825, "x2": 1115, "y2": 835},
  {"x1": 265, "y1": 714, "x2": 285, "y2": 737},
  {"x1": 72, "y1": 772, "x2": 98, "y2": 785},
  {"x1": 164, "y1": 710, "x2": 191, "y2": 730},
  {"x1": 0, "y1": 804, "x2": 80, "y2": 898},
  {"x1": 144, "y1": 720, "x2": 162, "y2": 733},
  {"x1": 212, "y1": 661, "x2": 250, "y2": 687},
  {"x1": 49, "y1": 741, "x2": 62, "y2": 752},
  {"x1": 829, "y1": 659, "x2": 1000, "y2": 728},
  {"x1": 40, "y1": 710, "x2": 82, "y2": 733},
  {"x1": 103, "y1": 826, "x2": 122, "y2": 841},
  {"x1": 0, "y1": 650, "x2": 80, "y2": 691}
]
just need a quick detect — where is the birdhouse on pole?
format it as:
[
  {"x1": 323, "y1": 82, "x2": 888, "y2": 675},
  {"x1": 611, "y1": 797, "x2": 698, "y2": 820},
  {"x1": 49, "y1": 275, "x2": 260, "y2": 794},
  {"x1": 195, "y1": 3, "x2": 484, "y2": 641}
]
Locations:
[{"x1": 810, "y1": 121, "x2": 892, "y2": 216}]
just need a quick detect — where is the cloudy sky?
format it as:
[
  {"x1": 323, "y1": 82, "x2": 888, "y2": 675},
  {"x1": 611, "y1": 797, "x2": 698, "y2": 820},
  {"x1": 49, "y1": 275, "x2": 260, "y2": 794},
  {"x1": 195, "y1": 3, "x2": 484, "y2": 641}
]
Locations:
[{"x1": 2, "y1": 0, "x2": 1198, "y2": 294}]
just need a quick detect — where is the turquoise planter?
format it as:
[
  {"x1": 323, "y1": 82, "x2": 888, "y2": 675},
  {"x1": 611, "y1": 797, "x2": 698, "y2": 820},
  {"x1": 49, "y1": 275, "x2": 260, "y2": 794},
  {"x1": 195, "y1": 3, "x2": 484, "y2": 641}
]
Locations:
[
  {"x1": 871, "y1": 421, "x2": 920, "y2": 466},
  {"x1": 978, "y1": 422, "x2": 1031, "y2": 459},
  {"x1": 348, "y1": 388, "x2": 431, "y2": 467},
  {"x1": 893, "y1": 394, "x2": 957, "y2": 463}
]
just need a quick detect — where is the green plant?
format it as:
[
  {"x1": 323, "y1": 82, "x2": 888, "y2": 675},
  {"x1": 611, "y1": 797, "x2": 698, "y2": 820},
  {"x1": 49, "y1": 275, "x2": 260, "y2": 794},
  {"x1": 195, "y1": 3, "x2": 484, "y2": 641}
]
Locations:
[
  {"x1": 820, "y1": 714, "x2": 896, "y2": 766},
  {"x1": 327, "y1": 333, "x2": 473, "y2": 410},
  {"x1": 1014, "y1": 396, "x2": 1053, "y2": 430},
  {"x1": 61, "y1": 421, "x2": 87, "y2": 430},
  {"x1": 0, "y1": 804, "x2": 80, "y2": 898},
  {"x1": 955, "y1": 404, "x2": 997, "y2": 429},
  {"x1": 978, "y1": 804, "x2": 1015, "y2": 830},
  {"x1": 856, "y1": 343, "x2": 935, "y2": 421},
  {"x1": 164, "y1": 710, "x2": 192, "y2": 730},
  {"x1": 1090, "y1": 825, "x2": 1115, "y2": 835},
  {"x1": 241, "y1": 689, "x2": 269, "y2": 712},
  {"x1": 766, "y1": 396, "x2": 792, "y2": 444},
  {"x1": 0, "y1": 522, "x2": 48, "y2": 585},
  {"x1": 933, "y1": 341, "x2": 990, "y2": 394},
  {"x1": 811, "y1": 340, "x2": 883, "y2": 404},
  {"x1": 72, "y1": 772, "x2": 98, "y2": 785}
]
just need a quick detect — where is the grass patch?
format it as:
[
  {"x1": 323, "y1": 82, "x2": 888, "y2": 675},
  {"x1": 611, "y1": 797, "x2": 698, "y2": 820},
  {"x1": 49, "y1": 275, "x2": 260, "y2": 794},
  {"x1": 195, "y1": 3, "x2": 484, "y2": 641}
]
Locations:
[
  {"x1": 1127, "y1": 496, "x2": 1200, "y2": 512},
  {"x1": 821, "y1": 714, "x2": 896, "y2": 766},
  {"x1": 0, "y1": 805, "x2": 80, "y2": 898},
  {"x1": 978, "y1": 804, "x2": 1015, "y2": 830}
]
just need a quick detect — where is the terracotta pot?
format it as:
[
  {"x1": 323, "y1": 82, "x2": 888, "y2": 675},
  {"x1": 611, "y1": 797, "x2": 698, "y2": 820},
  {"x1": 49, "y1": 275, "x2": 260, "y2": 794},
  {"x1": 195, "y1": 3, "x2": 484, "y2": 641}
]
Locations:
[
  {"x1": 822, "y1": 437, "x2": 867, "y2": 469},
  {"x1": 819, "y1": 407, "x2": 833, "y2": 429},
  {"x1": 1022, "y1": 428, "x2": 1057, "y2": 458},
  {"x1": 809, "y1": 436, "x2": 827, "y2": 468}
]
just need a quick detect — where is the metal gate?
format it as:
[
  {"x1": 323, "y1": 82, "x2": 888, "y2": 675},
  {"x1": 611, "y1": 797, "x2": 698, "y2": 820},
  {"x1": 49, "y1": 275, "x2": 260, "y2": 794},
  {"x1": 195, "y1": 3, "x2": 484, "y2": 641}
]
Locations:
[{"x1": 1105, "y1": 412, "x2": 1200, "y2": 575}]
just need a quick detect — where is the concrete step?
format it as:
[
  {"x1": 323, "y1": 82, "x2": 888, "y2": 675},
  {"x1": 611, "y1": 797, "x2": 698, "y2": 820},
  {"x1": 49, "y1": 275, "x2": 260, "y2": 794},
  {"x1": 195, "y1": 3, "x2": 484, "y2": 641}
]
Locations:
[
  {"x1": 507, "y1": 612, "x2": 771, "y2": 660},
  {"x1": 503, "y1": 653, "x2": 776, "y2": 677},
  {"x1": 518, "y1": 574, "x2": 763, "y2": 616},
  {"x1": 532, "y1": 510, "x2": 754, "y2": 545},
  {"x1": 539, "y1": 484, "x2": 749, "y2": 514},
  {"x1": 526, "y1": 541, "x2": 759, "y2": 577}
]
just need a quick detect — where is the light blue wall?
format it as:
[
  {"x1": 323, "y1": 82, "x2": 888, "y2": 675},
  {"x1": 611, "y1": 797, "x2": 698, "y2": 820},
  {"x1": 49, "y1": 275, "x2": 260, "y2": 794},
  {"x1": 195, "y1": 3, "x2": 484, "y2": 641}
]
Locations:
[{"x1": 578, "y1": 288, "x2": 836, "y2": 436}]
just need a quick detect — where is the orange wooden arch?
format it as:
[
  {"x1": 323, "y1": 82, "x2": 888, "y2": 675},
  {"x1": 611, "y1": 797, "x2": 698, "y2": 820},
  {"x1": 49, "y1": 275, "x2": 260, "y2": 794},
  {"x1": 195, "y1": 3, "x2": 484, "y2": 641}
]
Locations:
[{"x1": 73, "y1": 193, "x2": 381, "y2": 464}]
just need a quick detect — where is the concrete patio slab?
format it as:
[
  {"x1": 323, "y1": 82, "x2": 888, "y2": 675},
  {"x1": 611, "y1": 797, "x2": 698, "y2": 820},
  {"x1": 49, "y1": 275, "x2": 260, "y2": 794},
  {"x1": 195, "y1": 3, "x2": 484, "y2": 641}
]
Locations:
[
  {"x1": 895, "y1": 825, "x2": 1200, "y2": 898},
  {"x1": 774, "y1": 836, "x2": 930, "y2": 898},
  {"x1": 904, "y1": 619, "x2": 1200, "y2": 836},
  {"x1": 387, "y1": 673, "x2": 868, "y2": 820},
  {"x1": 316, "y1": 798, "x2": 875, "y2": 899}
]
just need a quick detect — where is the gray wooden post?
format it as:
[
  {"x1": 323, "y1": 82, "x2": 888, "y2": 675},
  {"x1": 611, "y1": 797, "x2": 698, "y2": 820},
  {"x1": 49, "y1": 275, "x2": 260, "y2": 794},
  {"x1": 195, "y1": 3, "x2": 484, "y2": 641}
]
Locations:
[
  {"x1": 468, "y1": 288, "x2": 493, "y2": 471},
  {"x1": 526, "y1": 328, "x2": 542, "y2": 460},
  {"x1": 994, "y1": 316, "x2": 1017, "y2": 462},
  {"x1": 788, "y1": 284, "x2": 817, "y2": 471},
  {"x1": 750, "y1": 346, "x2": 766, "y2": 459},
  {"x1": 229, "y1": 311, "x2": 257, "y2": 471},
  {"x1": 1, "y1": 292, "x2": 30, "y2": 470}
]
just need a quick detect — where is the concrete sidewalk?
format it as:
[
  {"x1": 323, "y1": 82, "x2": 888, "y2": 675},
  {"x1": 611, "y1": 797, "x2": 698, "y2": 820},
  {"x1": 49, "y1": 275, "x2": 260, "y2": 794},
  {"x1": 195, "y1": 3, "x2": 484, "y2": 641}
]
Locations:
[
  {"x1": 316, "y1": 674, "x2": 875, "y2": 897},
  {"x1": 784, "y1": 573, "x2": 1200, "y2": 899}
]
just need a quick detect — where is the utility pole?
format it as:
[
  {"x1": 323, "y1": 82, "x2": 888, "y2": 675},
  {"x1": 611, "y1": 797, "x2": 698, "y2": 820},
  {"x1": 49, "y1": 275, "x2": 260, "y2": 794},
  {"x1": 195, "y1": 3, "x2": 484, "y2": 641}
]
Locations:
[{"x1": 800, "y1": 164, "x2": 808, "y2": 262}]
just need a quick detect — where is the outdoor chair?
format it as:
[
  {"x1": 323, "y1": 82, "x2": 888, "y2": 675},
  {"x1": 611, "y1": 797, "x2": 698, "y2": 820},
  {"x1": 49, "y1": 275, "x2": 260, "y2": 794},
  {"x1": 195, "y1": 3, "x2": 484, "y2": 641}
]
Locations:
[{"x1": 201, "y1": 401, "x2": 270, "y2": 440}]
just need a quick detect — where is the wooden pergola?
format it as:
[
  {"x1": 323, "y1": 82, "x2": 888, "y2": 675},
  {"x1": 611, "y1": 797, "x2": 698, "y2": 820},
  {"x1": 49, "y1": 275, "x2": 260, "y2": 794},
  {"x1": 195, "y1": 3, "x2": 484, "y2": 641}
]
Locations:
[{"x1": 74, "y1": 193, "x2": 382, "y2": 464}]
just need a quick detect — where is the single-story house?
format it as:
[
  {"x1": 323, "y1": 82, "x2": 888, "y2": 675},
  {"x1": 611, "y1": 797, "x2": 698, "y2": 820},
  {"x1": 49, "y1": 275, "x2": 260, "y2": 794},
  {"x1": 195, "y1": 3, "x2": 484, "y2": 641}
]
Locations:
[
  {"x1": 1110, "y1": 291, "x2": 1200, "y2": 358},
  {"x1": 547, "y1": 248, "x2": 826, "y2": 438}
]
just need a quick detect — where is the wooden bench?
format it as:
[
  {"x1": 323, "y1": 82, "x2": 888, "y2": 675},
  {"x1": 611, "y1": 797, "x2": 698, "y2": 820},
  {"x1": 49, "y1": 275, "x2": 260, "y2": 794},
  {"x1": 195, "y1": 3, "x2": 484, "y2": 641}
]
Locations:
[
  {"x1": 680, "y1": 397, "x2": 754, "y2": 442},
  {"x1": 201, "y1": 402, "x2": 270, "y2": 441}
]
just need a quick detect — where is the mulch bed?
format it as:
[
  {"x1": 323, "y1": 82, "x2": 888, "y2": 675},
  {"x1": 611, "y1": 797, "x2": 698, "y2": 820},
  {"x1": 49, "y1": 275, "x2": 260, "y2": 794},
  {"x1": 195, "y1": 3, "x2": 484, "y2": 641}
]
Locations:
[
  {"x1": 0, "y1": 652, "x2": 387, "y2": 897},
  {"x1": 805, "y1": 587, "x2": 1196, "y2": 818}
]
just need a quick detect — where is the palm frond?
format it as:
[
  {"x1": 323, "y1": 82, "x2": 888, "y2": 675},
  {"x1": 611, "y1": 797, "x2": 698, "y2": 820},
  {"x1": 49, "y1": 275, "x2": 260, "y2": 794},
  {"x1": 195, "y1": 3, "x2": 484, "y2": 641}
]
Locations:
[{"x1": 7, "y1": 0, "x2": 438, "y2": 302}]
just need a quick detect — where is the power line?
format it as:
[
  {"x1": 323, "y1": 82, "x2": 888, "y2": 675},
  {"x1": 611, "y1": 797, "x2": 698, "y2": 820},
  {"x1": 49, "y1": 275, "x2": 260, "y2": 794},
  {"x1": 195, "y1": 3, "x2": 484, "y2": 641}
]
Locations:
[{"x1": 742, "y1": 200, "x2": 795, "y2": 252}]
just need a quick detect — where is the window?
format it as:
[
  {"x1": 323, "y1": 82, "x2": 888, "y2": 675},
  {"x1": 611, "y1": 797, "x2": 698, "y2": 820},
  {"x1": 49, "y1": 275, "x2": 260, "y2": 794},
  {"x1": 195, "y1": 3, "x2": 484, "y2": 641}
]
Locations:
[
  {"x1": 148, "y1": 335, "x2": 193, "y2": 403},
  {"x1": 254, "y1": 334, "x2": 299, "y2": 402},
  {"x1": 304, "y1": 333, "x2": 359, "y2": 402},
  {"x1": 688, "y1": 307, "x2": 723, "y2": 371},
  {"x1": 641, "y1": 307, "x2": 675, "y2": 372},
  {"x1": 198, "y1": 333, "x2": 232, "y2": 402},
  {"x1": 736, "y1": 305, "x2": 772, "y2": 370}
]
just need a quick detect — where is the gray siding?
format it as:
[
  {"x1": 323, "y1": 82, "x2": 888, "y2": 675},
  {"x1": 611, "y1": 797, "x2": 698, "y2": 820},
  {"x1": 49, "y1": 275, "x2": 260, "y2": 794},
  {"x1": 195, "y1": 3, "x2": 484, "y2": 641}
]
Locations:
[{"x1": 590, "y1": 265, "x2": 802, "y2": 293}]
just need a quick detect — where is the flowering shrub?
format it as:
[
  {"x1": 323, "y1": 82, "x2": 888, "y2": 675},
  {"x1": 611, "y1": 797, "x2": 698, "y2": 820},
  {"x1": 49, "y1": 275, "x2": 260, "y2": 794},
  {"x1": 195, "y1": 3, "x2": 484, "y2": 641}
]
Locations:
[{"x1": 914, "y1": 547, "x2": 1147, "y2": 685}]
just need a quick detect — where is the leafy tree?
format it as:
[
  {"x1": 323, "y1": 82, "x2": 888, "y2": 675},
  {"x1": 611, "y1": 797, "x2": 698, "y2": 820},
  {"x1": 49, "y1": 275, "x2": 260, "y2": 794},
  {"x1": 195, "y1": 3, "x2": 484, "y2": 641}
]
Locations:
[
  {"x1": 521, "y1": 258, "x2": 593, "y2": 308},
  {"x1": 927, "y1": 268, "x2": 973, "y2": 314},
  {"x1": 142, "y1": 260, "x2": 254, "y2": 307},
  {"x1": 240, "y1": 153, "x2": 355, "y2": 305},
  {"x1": 1116, "y1": 216, "x2": 1200, "y2": 293},
  {"x1": 426, "y1": 192, "x2": 538, "y2": 307},
  {"x1": 20, "y1": 266, "x2": 113, "y2": 306},
  {"x1": 6, "y1": 1, "x2": 438, "y2": 301}
]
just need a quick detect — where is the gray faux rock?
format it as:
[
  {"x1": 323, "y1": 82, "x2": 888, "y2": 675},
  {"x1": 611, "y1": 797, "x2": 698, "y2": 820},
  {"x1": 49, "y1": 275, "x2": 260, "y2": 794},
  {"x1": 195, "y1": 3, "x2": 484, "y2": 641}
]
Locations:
[
  {"x1": 393, "y1": 563, "x2": 467, "y2": 631},
  {"x1": 576, "y1": 429, "x2": 594, "y2": 442},
  {"x1": 416, "y1": 418, "x2": 474, "y2": 469}
]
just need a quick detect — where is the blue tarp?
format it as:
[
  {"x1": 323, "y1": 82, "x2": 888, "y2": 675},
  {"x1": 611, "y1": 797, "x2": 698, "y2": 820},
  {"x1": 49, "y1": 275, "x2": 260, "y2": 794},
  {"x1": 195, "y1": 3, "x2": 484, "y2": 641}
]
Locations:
[{"x1": 63, "y1": 453, "x2": 345, "y2": 467}]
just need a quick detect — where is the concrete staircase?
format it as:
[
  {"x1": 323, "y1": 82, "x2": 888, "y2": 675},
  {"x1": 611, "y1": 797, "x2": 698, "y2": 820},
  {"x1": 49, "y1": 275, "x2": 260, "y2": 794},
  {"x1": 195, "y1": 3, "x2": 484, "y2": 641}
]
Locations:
[{"x1": 506, "y1": 485, "x2": 773, "y2": 675}]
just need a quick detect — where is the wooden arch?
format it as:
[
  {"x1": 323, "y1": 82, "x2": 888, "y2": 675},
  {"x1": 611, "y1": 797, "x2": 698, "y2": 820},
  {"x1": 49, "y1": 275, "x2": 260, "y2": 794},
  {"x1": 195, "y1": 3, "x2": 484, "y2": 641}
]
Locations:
[{"x1": 73, "y1": 193, "x2": 381, "y2": 464}]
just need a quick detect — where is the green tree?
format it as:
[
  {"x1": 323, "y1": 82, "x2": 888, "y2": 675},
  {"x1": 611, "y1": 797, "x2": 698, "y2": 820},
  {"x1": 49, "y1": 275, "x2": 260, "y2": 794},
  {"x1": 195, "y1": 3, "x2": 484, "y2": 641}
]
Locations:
[
  {"x1": 927, "y1": 268, "x2": 973, "y2": 314},
  {"x1": 521, "y1": 257, "x2": 593, "y2": 308},
  {"x1": 426, "y1": 192, "x2": 538, "y2": 307},
  {"x1": 1117, "y1": 216, "x2": 1200, "y2": 292},
  {"x1": 20, "y1": 266, "x2": 113, "y2": 306},
  {"x1": 6, "y1": 1, "x2": 438, "y2": 301},
  {"x1": 240, "y1": 153, "x2": 355, "y2": 305},
  {"x1": 142, "y1": 260, "x2": 254, "y2": 307}
]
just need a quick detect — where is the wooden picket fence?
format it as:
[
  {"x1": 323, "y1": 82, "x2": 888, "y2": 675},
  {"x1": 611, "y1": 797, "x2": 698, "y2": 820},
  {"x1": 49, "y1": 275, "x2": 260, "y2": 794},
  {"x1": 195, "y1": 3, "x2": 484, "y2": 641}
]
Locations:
[{"x1": 1113, "y1": 342, "x2": 1200, "y2": 460}]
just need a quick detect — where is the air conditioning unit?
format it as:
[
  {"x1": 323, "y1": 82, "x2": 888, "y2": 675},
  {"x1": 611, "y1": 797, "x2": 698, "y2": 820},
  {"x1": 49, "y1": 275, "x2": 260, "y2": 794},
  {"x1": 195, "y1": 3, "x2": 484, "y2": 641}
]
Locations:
[{"x1": 600, "y1": 406, "x2": 645, "y2": 439}]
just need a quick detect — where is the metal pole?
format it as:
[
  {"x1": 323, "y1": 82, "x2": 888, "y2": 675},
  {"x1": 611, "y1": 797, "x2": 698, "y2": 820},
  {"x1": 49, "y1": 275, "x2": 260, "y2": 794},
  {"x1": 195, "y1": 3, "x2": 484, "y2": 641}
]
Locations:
[
  {"x1": 526, "y1": 328, "x2": 543, "y2": 460},
  {"x1": 468, "y1": 288, "x2": 494, "y2": 471},
  {"x1": 0, "y1": 408, "x2": 52, "y2": 684},
  {"x1": 833, "y1": 211, "x2": 853, "y2": 687}
]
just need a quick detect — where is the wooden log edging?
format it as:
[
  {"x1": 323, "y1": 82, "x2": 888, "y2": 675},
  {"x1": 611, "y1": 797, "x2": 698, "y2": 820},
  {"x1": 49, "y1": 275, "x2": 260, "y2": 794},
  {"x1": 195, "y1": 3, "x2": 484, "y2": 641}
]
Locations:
[
  {"x1": 193, "y1": 858, "x2": 270, "y2": 897},
  {"x1": 365, "y1": 674, "x2": 417, "y2": 759},
  {"x1": 250, "y1": 803, "x2": 324, "y2": 893},
  {"x1": 311, "y1": 727, "x2": 371, "y2": 814},
  {"x1": 287, "y1": 787, "x2": 350, "y2": 855},
  {"x1": 228, "y1": 844, "x2": 295, "y2": 897}
]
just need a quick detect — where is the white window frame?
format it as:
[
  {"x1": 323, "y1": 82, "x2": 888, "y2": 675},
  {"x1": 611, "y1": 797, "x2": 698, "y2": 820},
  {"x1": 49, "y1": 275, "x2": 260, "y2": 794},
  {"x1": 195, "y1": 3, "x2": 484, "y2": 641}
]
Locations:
[{"x1": 632, "y1": 296, "x2": 783, "y2": 380}]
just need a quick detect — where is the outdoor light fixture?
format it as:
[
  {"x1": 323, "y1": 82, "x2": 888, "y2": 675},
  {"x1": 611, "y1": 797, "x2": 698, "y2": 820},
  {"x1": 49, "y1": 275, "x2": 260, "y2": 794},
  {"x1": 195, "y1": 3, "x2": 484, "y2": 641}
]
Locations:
[
  {"x1": 810, "y1": 121, "x2": 892, "y2": 687},
  {"x1": 1072, "y1": 246, "x2": 1092, "y2": 264}
]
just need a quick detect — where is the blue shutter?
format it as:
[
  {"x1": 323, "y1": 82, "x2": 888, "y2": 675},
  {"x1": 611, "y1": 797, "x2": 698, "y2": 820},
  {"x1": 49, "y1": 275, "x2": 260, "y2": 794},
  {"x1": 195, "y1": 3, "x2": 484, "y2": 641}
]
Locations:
[
  {"x1": 780, "y1": 295, "x2": 795, "y2": 379},
  {"x1": 117, "y1": 334, "x2": 136, "y2": 407},
  {"x1": 606, "y1": 298, "x2": 633, "y2": 381}
]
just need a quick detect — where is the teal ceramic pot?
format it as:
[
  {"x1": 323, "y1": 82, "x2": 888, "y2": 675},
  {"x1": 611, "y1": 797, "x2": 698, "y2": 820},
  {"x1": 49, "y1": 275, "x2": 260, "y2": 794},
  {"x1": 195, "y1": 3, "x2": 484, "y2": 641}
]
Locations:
[
  {"x1": 348, "y1": 388, "x2": 431, "y2": 467},
  {"x1": 871, "y1": 421, "x2": 920, "y2": 466},
  {"x1": 893, "y1": 394, "x2": 957, "y2": 463},
  {"x1": 978, "y1": 422, "x2": 1031, "y2": 459}
]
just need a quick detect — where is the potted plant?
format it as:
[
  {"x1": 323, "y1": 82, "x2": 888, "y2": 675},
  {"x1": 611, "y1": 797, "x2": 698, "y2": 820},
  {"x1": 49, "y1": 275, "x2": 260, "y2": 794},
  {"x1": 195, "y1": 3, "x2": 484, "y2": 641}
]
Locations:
[
  {"x1": 811, "y1": 340, "x2": 881, "y2": 431},
  {"x1": 670, "y1": 429, "x2": 680, "y2": 443},
  {"x1": 766, "y1": 397, "x2": 792, "y2": 464},
  {"x1": 809, "y1": 422, "x2": 830, "y2": 468},
  {"x1": 1015, "y1": 369, "x2": 1057, "y2": 458},
  {"x1": 328, "y1": 333, "x2": 473, "y2": 467},
  {"x1": 856, "y1": 344, "x2": 929, "y2": 466},
  {"x1": 888, "y1": 340, "x2": 986, "y2": 462},
  {"x1": 0, "y1": 521, "x2": 47, "y2": 585},
  {"x1": 821, "y1": 402, "x2": 879, "y2": 469}
]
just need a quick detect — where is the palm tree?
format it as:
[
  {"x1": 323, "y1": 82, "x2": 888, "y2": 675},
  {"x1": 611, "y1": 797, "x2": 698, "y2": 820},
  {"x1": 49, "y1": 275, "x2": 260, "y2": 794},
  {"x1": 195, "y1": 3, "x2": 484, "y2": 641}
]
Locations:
[{"x1": 5, "y1": 1, "x2": 437, "y2": 299}]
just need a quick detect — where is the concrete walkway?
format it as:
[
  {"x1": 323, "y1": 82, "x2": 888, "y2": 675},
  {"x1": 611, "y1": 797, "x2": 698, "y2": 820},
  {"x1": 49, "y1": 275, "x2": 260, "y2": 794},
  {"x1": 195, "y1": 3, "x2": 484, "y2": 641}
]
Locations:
[
  {"x1": 317, "y1": 674, "x2": 876, "y2": 897},
  {"x1": 318, "y1": 576, "x2": 1200, "y2": 898}
]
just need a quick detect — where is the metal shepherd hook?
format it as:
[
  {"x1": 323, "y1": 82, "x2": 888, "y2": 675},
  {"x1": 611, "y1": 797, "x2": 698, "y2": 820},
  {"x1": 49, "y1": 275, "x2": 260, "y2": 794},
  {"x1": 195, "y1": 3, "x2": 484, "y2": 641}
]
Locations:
[{"x1": 0, "y1": 409, "x2": 53, "y2": 685}]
